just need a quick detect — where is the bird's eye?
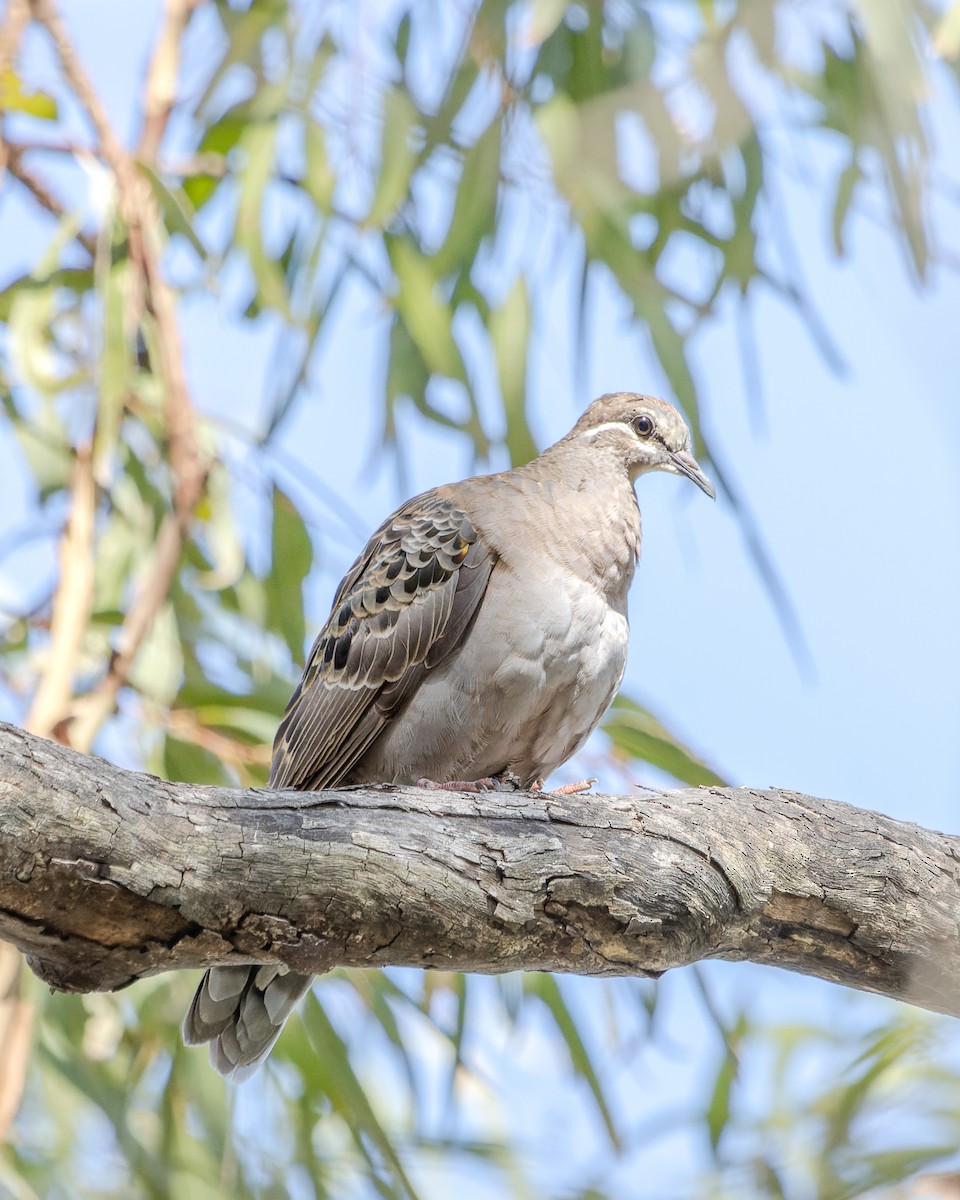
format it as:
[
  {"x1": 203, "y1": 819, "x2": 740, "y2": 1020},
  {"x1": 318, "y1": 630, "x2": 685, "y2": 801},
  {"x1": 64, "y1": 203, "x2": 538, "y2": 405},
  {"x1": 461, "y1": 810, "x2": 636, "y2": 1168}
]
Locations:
[{"x1": 632, "y1": 415, "x2": 655, "y2": 438}]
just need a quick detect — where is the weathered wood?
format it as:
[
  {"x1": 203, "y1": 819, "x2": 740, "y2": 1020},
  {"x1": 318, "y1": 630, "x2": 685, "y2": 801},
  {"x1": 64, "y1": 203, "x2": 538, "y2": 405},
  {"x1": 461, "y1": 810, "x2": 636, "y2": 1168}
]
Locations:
[{"x1": 0, "y1": 722, "x2": 958, "y2": 1015}]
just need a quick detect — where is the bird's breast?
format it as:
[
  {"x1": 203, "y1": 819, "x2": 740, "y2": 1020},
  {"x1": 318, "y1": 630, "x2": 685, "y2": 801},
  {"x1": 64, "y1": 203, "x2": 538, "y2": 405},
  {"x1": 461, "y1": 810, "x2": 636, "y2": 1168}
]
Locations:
[{"x1": 463, "y1": 561, "x2": 631, "y2": 780}]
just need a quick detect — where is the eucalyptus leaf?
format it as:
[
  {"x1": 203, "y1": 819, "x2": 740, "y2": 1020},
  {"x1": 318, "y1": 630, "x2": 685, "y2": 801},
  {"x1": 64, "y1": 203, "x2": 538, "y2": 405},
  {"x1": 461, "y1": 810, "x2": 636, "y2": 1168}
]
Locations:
[
  {"x1": 604, "y1": 695, "x2": 727, "y2": 787},
  {"x1": 265, "y1": 485, "x2": 312, "y2": 662},
  {"x1": 387, "y1": 237, "x2": 466, "y2": 382}
]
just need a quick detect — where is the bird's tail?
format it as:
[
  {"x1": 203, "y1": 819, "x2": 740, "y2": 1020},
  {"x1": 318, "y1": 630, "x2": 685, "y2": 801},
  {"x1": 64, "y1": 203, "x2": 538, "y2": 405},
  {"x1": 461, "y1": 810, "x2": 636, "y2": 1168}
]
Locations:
[{"x1": 182, "y1": 964, "x2": 313, "y2": 1080}]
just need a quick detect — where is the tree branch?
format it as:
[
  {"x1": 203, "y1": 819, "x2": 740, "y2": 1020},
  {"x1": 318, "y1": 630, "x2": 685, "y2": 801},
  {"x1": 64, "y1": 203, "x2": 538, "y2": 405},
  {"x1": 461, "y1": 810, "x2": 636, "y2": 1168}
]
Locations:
[
  {"x1": 137, "y1": 0, "x2": 202, "y2": 164},
  {"x1": 0, "y1": 144, "x2": 99, "y2": 257},
  {"x1": 25, "y1": 0, "x2": 210, "y2": 752},
  {"x1": 24, "y1": 445, "x2": 95, "y2": 740},
  {"x1": 1, "y1": 723, "x2": 958, "y2": 1018}
]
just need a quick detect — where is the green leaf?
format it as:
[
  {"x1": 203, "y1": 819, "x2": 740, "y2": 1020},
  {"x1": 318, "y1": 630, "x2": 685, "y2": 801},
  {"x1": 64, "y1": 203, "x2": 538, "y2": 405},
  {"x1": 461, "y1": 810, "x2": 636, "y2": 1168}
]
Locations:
[
  {"x1": 36, "y1": 1031, "x2": 170, "y2": 1195},
  {"x1": 8, "y1": 280, "x2": 64, "y2": 399},
  {"x1": 635, "y1": 292, "x2": 699, "y2": 425},
  {"x1": 395, "y1": 11, "x2": 412, "y2": 68},
  {"x1": 0, "y1": 266, "x2": 92, "y2": 323},
  {"x1": 94, "y1": 224, "x2": 131, "y2": 487},
  {"x1": 934, "y1": 0, "x2": 960, "y2": 57},
  {"x1": 265, "y1": 485, "x2": 312, "y2": 662},
  {"x1": 176, "y1": 672, "x2": 293, "y2": 718},
  {"x1": 565, "y1": 6, "x2": 609, "y2": 103},
  {"x1": 433, "y1": 121, "x2": 501, "y2": 277},
  {"x1": 139, "y1": 164, "x2": 208, "y2": 260},
  {"x1": 184, "y1": 110, "x2": 248, "y2": 209},
  {"x1": 535, "y1": 91, "x2": 581, "y2": 193},
  {"x1": 367, "y1": 89, "x2": 420, "y2": 228},
  {"x1": 706, "y1": 1048, "x2": 737, "y2": 1152},
  {"x1": 526, "y1": 0, "x2": 571, "y2": 47},
  {"x1": 384, "y1": 311, "x2": 426, "y2": 408},
  {"x1": 387, "y1": 236, "x2": 466, "y2": 382},
  {"x1": 303, "y1": 120, "x2": 335, "y2": 211},
  {"x1": 162, "y1": 735, "x2": 229, "y2": 786},
  {"x1": 489, "y1": 277, "x2": 537, "y2": 465},
  {"x1": 299, "y1": 992, "x2": 423, "y2": 1199},
  {"x1": 191, "y1": 462, "x2": 244, "y2": 591},
  {"x1": 604, "y1": 696, "x2": 727, "y2": 786},
  {"x1": 855, "y1": 1146, "x2": 960, "y2": 1193},
  {"x1": 833, "y1": 157, "x2": 863, "y2": 257},
  {"x1": 341, "y1": 971, "x2": 421, "y2": 1112},
  {"x1": 523, "y1": 974, "x2": 621, "y2": 1150},
  {"x1": 185, "y1": 705, "x2": 278, "y2": 745},
  {"x1": 235, "y1": 120, "x2": 292, "y2": 318},
  {"x1": 130, "y1": 600, "x2": 183, "y2": 706},
  {"x1": 8, "y1": 398, "x2": 73, "y2": 498},
  {"x1": 0, "y1": 69, "x2": 58, "y2": 120}
]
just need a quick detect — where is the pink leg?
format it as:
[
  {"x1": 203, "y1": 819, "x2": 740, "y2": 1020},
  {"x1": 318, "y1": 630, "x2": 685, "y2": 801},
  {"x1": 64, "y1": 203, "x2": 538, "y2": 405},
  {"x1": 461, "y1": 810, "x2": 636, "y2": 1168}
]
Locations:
[
  {"x1": 417, "y1": 770, "x2": 523, "y2": 794},
  {"x1": 417, "y1": 776, "x2": 502, "y2": 793},
  {"x1": 550, "y1": 778, "x2": 596, "y2": 796}
]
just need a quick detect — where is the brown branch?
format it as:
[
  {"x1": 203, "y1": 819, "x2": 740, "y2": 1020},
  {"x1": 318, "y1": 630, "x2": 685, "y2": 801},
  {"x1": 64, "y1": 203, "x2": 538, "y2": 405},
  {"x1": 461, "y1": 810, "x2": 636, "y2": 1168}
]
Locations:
[
  {"x1": 0, "y1": 0, "x2": 30, "y2": 97},
  {"x1": 0, "y1": 10, "x2": 94, "y2": 255},
  {"x1": 24, "y1": 446, "x2": 95, "y2": 739},
  {"x1": 30, "y1": 0, "x2": 205, "y2": 517},
  {"x1": 30, "y1": 0, "x2": 148, "y2": 318},
  {"x1": 28, "y1": 0, "x2": 135, "y2": 188},
  {"x1": 164, "y1": 707, "x2": 273, "y2": 769},
  {"x1": 67, "y1": 514, "x2": 182, "y2": 753},
  {"x1": 0, "y1": 0, "x2": 31, "y2": 184},
  {"x1": 140, "y1": 237, "x2": 206, "y2": 529},
  {"x1": 1, "y1": 145, "x2": 99, "y2": 257},
  {"x1": 137, "y1": 0, "x2": 201, "y2": 164},
  {"x1": 1, "y1": 722, "x2": 958, "y2": 1019},
  {"x1": 27, "y1": 0, "x2": 209, "y2": 751}
]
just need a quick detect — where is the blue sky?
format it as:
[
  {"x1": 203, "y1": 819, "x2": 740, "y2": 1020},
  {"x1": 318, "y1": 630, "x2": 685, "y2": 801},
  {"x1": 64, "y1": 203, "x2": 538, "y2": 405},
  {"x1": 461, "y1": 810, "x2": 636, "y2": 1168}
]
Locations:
[{"x1": 2, "y1": 2, "x2": 960, "y2": 1195}]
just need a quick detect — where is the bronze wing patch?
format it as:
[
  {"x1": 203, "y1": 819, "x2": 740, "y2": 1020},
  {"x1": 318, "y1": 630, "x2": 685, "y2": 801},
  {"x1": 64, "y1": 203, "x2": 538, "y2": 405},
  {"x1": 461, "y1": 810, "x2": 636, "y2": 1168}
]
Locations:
[{"x1": 268, "y1": 489, "x2": 496, "y2": 790}]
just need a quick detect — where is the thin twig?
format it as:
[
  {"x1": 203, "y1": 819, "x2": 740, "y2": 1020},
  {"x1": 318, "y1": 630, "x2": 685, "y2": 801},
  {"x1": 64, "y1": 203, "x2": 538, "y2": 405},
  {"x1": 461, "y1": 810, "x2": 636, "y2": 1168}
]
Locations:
[
  {"x1": 137, "y1": 0, "x2": 202, "y2": 164},
  {"x1": 0, "y1": 0, "x2": 31, "y2": 107},
  {"x1": 165, "y1": 707, "x2": 272, "y2": 769},
  {"x1": 2, "y1": 144, "x2": 98, "y2": 256},
  {"x1": 29, "y1": 0, "x2": 148, "y2": 304},
  {"x1": 29, "y1": 0, "x2": 134, "y2": 185},
  {"x1": 31, "y1": 0, "x2": 205, "y2": 517},
  {"x1": 141, "y1": 236, "x2": 206, "y2": 529},
  {"x1": 24, "y1": 446, "x2": 96, "y2": 739},
  {"x1": 30, "y1": 0, "x2": 209, "y2": 752},
  {"x1": 68, "y1": 514, "x2": 182, "y2": 753}
]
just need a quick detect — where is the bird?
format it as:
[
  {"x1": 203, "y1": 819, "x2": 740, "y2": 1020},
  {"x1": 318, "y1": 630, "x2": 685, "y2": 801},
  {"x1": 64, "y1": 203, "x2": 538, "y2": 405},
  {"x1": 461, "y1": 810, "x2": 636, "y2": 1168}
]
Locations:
[{"x1": 182, "y1": 391, "x2": 715, "y2": 1079}]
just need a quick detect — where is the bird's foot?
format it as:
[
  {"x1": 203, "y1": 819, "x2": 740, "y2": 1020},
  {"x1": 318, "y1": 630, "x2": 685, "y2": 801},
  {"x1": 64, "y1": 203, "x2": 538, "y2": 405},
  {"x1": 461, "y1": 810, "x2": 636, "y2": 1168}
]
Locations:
[
  {"x1": 417, "y1": 772, "x2": 520, "y2": 794},
  {"x1": 549, "y1": 778, "x2": 597, "y2": 796},
  {"x1": 527, "y1": 778, "x2": 596, "y2": 795}
]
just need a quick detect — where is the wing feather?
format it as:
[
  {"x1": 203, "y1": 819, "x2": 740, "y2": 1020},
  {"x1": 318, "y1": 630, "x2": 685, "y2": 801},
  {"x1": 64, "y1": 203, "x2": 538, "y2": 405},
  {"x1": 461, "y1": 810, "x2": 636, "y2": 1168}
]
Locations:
[{"x1": 269, "y1": 490, "x2": 496, "y2": 790}]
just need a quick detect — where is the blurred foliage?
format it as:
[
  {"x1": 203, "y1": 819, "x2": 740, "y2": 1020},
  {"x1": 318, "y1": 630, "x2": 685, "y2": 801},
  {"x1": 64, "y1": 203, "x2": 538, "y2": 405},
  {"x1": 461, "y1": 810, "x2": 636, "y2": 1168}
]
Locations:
[{"x1": 0, "y1": 0, "x2": 958, "y2": 1196}]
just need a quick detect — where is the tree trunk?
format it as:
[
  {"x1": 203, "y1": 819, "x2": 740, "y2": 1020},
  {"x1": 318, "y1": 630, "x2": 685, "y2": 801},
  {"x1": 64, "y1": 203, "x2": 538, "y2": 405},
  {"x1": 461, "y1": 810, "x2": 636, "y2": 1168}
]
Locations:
[{"x1": 1, "y1": 722, "x2": 957, "y2": 1016}]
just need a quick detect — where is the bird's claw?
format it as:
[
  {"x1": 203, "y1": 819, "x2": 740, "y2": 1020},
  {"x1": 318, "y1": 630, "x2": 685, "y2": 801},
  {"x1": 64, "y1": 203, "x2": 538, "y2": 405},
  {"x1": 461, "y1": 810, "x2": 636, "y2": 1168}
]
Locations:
[
  {"x1": 549, "y1": 778, "x2": 597, "y2": 796},
  {"x1": 416, "y1": 773, "x2": 593, "y2": 795},
  {"x1": 417, "y1": 776, "x2": 499, "y2": 793}
]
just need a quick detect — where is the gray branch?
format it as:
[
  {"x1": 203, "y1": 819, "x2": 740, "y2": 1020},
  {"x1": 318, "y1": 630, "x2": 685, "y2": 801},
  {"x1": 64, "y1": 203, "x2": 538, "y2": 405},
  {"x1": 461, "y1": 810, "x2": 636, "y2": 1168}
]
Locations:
[{"x1": 1, "y1": 722, "x2": 958, "y2": 1015}]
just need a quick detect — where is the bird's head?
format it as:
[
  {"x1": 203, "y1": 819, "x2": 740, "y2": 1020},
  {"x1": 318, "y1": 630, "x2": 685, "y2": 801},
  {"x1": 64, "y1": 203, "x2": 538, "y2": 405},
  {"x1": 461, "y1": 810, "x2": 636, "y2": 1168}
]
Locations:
[{"x1": 564, "y1": 392, "x2": 716, "y2": 499}]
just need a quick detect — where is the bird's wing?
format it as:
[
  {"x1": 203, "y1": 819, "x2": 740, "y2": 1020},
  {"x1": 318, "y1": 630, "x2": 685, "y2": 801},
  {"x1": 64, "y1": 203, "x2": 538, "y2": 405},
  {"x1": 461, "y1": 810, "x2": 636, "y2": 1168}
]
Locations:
[{"x1": 268, "y1": 488, "x2": 496, "y2": 790}]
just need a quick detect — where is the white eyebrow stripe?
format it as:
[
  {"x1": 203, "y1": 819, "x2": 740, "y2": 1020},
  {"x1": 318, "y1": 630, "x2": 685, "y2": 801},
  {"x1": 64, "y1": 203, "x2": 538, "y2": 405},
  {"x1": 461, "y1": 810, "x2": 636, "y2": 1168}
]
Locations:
[{"x1": 577, "y1": 421, "x2": 634, "y2": 440}]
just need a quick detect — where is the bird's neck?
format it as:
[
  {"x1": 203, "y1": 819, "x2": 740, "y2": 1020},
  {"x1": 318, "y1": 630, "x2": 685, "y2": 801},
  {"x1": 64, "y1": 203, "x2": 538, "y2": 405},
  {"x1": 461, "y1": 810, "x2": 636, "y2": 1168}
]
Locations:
[
  {"x1": 533, "y1": 443, "x2": 642, "y2": 591},
  {"x1": 460, "y1": 445, "x2": 642, "y2": 599}
]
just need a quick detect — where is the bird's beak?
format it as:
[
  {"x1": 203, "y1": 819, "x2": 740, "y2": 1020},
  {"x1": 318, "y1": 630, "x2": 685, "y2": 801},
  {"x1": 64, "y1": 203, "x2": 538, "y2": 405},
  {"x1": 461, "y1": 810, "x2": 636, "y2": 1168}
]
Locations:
[{"x1": 669, "y1": 450, "x2": 716, "y2": 500}]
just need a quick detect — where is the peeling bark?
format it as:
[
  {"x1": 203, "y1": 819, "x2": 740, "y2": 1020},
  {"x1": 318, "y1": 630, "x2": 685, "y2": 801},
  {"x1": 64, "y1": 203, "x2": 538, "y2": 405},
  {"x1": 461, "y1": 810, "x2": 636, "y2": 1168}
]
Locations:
[{"x1": 0, "y1": 722, "x2": 958, "y2": 1015}]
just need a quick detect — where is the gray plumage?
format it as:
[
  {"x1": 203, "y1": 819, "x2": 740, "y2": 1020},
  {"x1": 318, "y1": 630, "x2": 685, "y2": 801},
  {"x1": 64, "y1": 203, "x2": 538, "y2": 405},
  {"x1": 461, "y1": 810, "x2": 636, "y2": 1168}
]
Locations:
[{"x1": 182, "y1": 391, "x2": 714, "y2": 1079}]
